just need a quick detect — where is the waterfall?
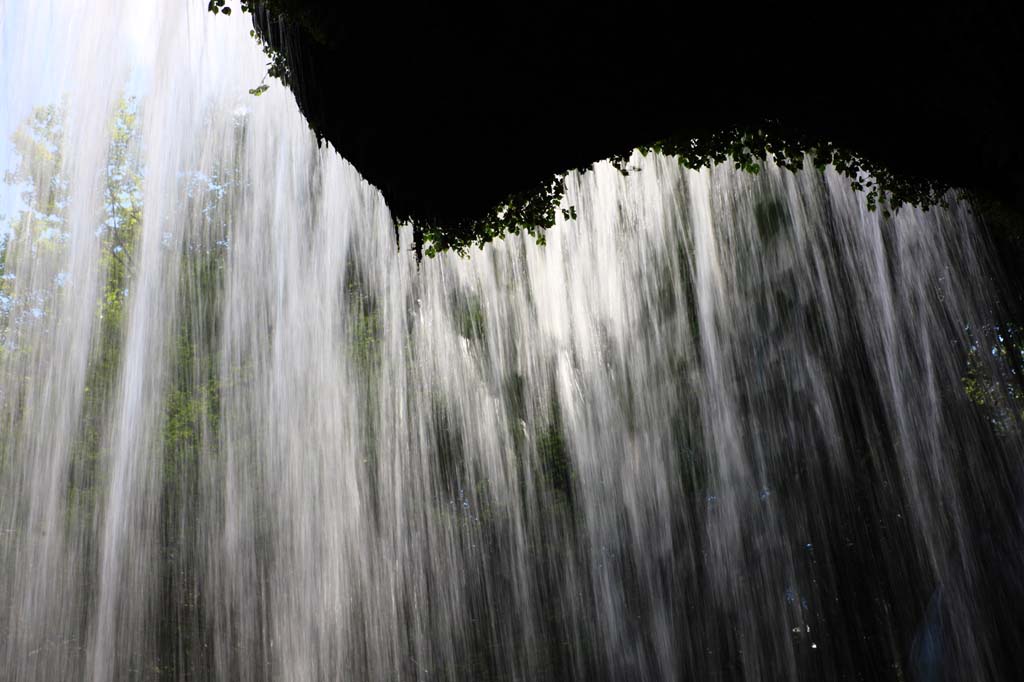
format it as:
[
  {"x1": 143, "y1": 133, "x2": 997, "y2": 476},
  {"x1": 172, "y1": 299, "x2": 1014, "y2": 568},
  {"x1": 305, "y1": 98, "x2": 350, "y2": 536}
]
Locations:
[{"x1": 1, "y1": 2, "x2": 1021, "y2": 680}]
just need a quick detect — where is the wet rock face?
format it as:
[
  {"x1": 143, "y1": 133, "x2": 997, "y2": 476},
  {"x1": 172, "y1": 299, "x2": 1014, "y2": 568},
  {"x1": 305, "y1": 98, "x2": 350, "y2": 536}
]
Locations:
[{"x1": 253, "y1": 2, "x2": 1024, "y2": 229}]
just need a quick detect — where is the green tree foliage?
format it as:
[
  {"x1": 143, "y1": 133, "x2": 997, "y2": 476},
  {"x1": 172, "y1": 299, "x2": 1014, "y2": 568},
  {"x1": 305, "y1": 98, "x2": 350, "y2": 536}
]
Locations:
[
  {"x1": 0, "y1": 99, "x2": 142, "y2": 339},
  {"x1": 2, "y1": 99, "x2": 237, "y2": 675},
  {"x1": 0, "y1": 104, "x2": 68, "y2": 479},
  {"x1": 1, "y1": 104, "x2": 68, "y2": 342},
  {"x1": 73, "y1": 98, "x2": 146, "y2": 521},
  {"x1": 1, "y1": 96, "x2": 227, "y2": 531}
]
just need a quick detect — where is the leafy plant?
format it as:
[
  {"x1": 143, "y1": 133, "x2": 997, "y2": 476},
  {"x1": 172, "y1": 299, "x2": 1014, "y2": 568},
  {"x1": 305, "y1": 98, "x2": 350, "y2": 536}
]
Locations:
[{"x1": 208, "y1": 2, "x2": 292, "y2": 94}]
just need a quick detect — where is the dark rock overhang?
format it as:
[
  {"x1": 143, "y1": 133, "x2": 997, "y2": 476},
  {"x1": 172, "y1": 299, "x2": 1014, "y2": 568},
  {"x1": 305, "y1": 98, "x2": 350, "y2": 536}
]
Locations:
[{"x1": 227, "y1": 1, "x2": 1022, "y2": 286}]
